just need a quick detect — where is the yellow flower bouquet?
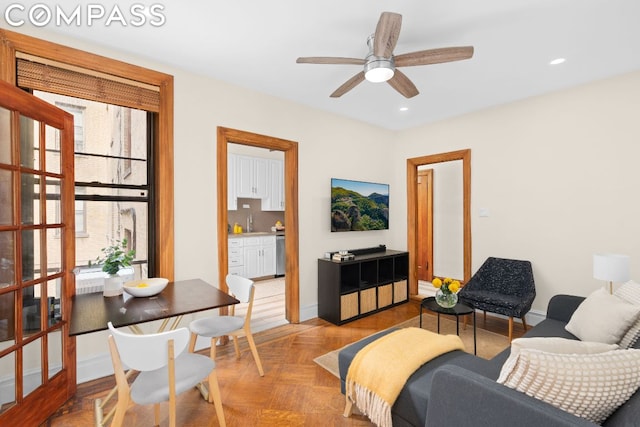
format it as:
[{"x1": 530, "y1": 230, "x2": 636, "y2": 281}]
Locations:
[
  {"x1": 432, "y1": 277, "x2": 460, "y2": 294},
  {"x1": 432, "y1": 277, "x2": 461, "y2": 308}
]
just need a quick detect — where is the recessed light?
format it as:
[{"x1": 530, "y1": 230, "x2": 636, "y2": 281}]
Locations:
[
  {"x1": 549, "y1": 58, "x2": 566, "y2": 65},
  {"x1": 399, "y1": 107, "x2": 409, "y2": 112}
]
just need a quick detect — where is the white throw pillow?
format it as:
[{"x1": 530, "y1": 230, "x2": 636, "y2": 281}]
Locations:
[
  {"x1": 614, "y1": 280, "x2": 640, "y2": 348},
  {"x1": 565, "y1": 288, "x2": 640, "y2": 344},
  {"x1": 497, "y1": 337, "x2": 618, "y2": 384},
  {"x1": 498, "y1": 347, "x2": 640, "y2": 424}
]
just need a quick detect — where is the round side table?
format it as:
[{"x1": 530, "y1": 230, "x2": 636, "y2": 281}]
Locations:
[{"x1": 420, "y1": 296, "x2": 476, "y2": 355}]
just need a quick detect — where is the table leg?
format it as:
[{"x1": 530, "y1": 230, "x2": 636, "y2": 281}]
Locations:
[
  {"x1": 437, "y1": 314, "x2": 440, "y2": 333},
  {"x1": 456, "y1": 315, "x2": 460, "y2": 335}
]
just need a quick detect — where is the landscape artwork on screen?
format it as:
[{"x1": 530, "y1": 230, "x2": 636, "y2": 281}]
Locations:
[{"x1": 331, "y1": 178, "x2": 389, "y2": 232}]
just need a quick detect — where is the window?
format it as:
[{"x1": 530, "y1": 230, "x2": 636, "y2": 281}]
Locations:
[
  {"x1": 72, "y1": 187, "x2": 87, "y2": 236},
  {"x1": 55, "y1": 103, "x2": 85, "y2": 152},
  {"x1": 9, "y1": 47, "x2": 174, "y2": 282},
  {"x1": 36, "y1": 91, "x2": 152, "y2": 279}
]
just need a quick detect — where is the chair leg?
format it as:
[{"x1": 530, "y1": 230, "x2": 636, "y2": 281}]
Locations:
[
  {"x1": 110, "y1": 396, "x2": 129, "y2": 427},
  {"x1": 245, "y1": 332, "x2": 264, "y2": 376},
  {"x1": 508, "y1": 317, "x2": 514, "y2": 342},
  {"x1": 209, "y1": 338, "x2": 218, "y2": 361},
  {"x1": 188, "y1": 332, "x2": 197, "y2": 353},
  {"x1": 208, "y1": 370, "x2": 226, "y2": 427},
  {"x1": 232, "y1": 335, "x2": 241, "y2": 359},
  {"x1": 154, "y1": 403, "x2": 161, "y2": 427},
  {"x1": 522, "y1": 316, "x2": 528, "y2": 332}
]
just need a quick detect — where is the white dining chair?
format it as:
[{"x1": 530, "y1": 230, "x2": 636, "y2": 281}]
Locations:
[
  {"x1": 189, "y1": 274, "x2": 264, "y2": 376},
  {"x1": 107, "y1": 322, "x2": 226, "y2": 427}
]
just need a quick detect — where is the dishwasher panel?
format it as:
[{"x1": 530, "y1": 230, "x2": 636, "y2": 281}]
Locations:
[{"x1": 276, "y1": 235, "x2": 285, "y2": 277}]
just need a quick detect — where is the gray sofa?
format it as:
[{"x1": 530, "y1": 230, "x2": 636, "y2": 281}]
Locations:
[{"x1": 338, "y1": 294, "x2": 640, "y2": 427}]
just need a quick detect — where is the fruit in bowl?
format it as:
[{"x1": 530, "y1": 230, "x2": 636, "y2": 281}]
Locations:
[{"x1": 123, "y1": 278, "x2": 168, "y2": 297}]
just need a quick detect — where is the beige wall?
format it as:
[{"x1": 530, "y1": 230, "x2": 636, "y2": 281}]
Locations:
[
  {"x1": 393, "y1": 71, "x2": 640, "y2": 312},
  {"x1": 7, "y1": 25, "x2": 640, "y2": 381}
]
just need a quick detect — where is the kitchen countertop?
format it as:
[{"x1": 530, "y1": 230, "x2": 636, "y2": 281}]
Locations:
[{"x1": 229, "y1": 231, "x2": 284, "y2": 238}]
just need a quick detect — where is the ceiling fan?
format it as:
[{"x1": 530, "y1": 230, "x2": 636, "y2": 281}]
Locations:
[{"x1": 296, "y1": 11, "x2": 474, "y2": 98}]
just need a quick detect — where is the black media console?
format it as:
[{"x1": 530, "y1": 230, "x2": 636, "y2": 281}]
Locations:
[{"x1": 317, "y1": 248, "x2": 409, "y2": 325}]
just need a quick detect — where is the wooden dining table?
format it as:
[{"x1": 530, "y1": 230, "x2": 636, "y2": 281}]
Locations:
[
  {"x1": 69, "y1": 278, "x2": 240, "y2": 336},
  {"x1": 69, "y1": 278, "x2": 240, "y2": 426}
]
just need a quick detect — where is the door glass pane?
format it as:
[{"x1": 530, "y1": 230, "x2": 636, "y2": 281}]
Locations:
[
  {"x1": 46, "y1": 177, "x2": 60, "y2": 227},
  {"x1": 46, "y1": 278, "x2": 61, "y2": 327},
  {"x1": 0, "y1": 352, "x2": 16, "y2": 412},
  {"x1": 0, "y1": 291, "x2": 15, "y2": 343},
  {"x1": 20, "y1": 173, "x2": 39, "y2": 226},
  {"x1": 23, "y1": 285, "x2": 41, "y2": 337},
  {"x1": 47, "y1": 330, "x2": 62, "y2": 379},
  {"x1": 0, "y1": 107, "x2": 10, "y2": 164},
  {"x1": 21, "y1": 229, "x2": 40, "y2": 282},
  {"x1": 22, "y1": 338, "x2": 42, "y2": 397},
  {"x1": 44, "y1": 124, "x2": 60, "y2": 175},
  {"x1": 19, "y1": 115, "x2": 39, "y2": 170},
  {"x1": 0, "y1": 169, "x2": 13, "y2": 226},
  {"x1": 0, "y1": 232, "x2": 14, "y2": 288},
  {"x1": 45, "y1": 228, "x2": 62, "y2": 277}
]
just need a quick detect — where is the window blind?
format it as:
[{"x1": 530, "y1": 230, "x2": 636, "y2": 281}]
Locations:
[{"x1": 16, "y1": 56, "x2": 160, "y2": 112}]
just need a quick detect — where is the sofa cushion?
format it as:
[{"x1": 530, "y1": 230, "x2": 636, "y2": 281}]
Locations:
[
  {"x1": 498, "y1": 346, "x2": 640, "y2": 424},
  {"x1": 614, "y1": 280, "x2": 640, "y2": 348},
  {"x1": 565, "y1": 288, "x2": 640, "y2": 344},
  {"x1": 497, "y1": 337, "x2": 619, "y2": 384}
]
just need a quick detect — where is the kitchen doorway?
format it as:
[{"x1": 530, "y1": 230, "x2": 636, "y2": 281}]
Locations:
[{"x1": 217, "y1": 127, "x2": 299, "y2": 324}]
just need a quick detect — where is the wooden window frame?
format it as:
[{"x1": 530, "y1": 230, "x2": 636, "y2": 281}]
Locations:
[{"x1": 0, "y1": 28, "x2": 175, "y2": 281}]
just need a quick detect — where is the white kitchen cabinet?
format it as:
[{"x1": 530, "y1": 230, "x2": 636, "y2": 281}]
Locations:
[
  {"x1": 228, "y1": 153, "x2": 238, "y2": 210},
  {"x1": 236, "y1": 155, "x2": 268, "y2": 199},
  {"x1": 228, "y1": 237, "x2": 244, "y2": 276},
  {"x1": 263, "y1": 159, "x2": 284, "y2": 211},
  {"x1": 243, "y1": 235, "x2": 276, "y2": 278}
]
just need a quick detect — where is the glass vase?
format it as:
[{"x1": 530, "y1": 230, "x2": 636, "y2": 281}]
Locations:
[{"x1": 435, "y1": 288, "x2": 458, "y2": 308}]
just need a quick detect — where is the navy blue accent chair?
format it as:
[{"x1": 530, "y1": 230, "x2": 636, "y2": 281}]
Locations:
[{"x1": 458, "y1": 257, "x2": 536, "y2": 341}]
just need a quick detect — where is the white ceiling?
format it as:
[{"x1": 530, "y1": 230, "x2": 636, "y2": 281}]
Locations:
[{"x1": 40, "y1": 0, "x2": 640, "y2": 130}]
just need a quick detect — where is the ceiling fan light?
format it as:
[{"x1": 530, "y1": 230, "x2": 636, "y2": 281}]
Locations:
[
  {"x1": 365, "y1": 66, "x2": 394, "y2": 83},
  {"x1": 364, "y1": 57, "x2": 395, "y2": 83}
]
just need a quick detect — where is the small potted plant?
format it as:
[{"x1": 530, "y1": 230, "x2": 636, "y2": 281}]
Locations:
[{"x1": 94, "y1": 238, "x2": 135, "y2": 297}]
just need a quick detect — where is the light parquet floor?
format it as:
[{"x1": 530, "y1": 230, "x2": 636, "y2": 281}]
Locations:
[{"x1": 44, "y1": 299, "x2": 525, "y2": 426}]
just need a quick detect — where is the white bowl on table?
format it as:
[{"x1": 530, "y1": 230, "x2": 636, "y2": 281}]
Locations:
[{"x1": 123, "y1": 278, "x2": 168, "y2": 297}]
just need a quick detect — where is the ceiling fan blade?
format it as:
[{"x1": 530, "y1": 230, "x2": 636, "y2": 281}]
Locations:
[
  {"x1": 394, "y1": 46, "x2": 474, "y2": 67},
  {"x1": 330, "y1": 71, "x2": 365, "y2": 98},
  {"x1": 374, "y1": 12, "x2": 402, "y2": 58},
  {"x1": 296, "y1": 57, "x2": 365, "y2": 65},
  {"x1": 387, "y1": 69, "x2": 419, "y2": 98}
]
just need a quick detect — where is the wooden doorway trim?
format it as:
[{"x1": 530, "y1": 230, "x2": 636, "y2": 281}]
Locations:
[
  {"x1": 217, "y1": 127, "x2": 299, "y2": 323},
  {"x1": 416, "y1": 169, "x2": 434, "y2": 282},
  {"x1": 407, "y1": 149, "x2": 471, "y2": 296}
]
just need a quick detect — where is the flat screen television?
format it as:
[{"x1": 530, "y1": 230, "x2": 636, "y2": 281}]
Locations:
[{"x1": 331, "y1": 178, "x2": 389, "y2": 232}]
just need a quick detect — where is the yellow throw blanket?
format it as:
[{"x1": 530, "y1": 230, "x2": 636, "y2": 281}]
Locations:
[{"x1": 345, "y1": 327, "x2": 465, "y2": 427}]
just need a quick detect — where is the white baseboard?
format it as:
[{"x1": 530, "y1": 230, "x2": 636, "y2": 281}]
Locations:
[
  {"x1": 77, "y1": 353, "x2": 114, "y2": 384},
  {"x1": 300, "y1": 303, "x2": 318, "y2": 322}
]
